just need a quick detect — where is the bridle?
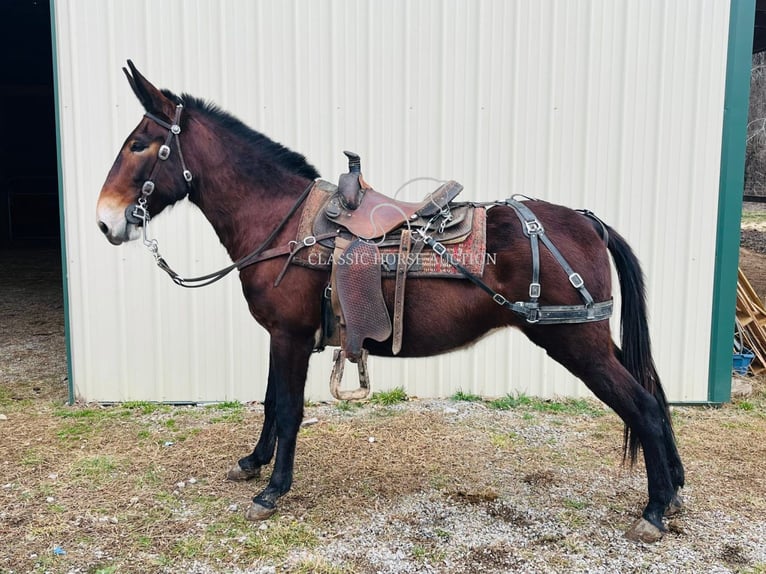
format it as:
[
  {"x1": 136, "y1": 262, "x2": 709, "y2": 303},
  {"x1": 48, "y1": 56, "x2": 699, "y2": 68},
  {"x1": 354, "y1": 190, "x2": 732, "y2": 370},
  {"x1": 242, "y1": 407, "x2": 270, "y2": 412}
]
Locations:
[
  {"x1": 126, "y1": 104, "x2": 193, "y2": 229},
  {"x1": 126, "y1": 103, "x2": 331, "y2": 288}
]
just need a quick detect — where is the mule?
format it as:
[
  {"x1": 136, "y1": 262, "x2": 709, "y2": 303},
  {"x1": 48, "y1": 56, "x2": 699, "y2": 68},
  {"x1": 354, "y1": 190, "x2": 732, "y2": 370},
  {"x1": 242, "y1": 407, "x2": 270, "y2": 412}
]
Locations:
[{"x1": 96, "y1": 62, "x2": 684, "y2": 542}]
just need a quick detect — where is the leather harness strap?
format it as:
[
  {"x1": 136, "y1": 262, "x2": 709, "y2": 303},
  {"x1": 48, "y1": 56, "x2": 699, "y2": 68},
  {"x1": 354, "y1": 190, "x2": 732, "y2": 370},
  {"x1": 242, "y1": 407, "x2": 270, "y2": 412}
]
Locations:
[
  {"x1": 506, "y1": 198, "x2": 596, "y2": 309},
  {"x1": 417, "y1": 199, "x2": 613, "y2": 325},
  {"x1": 151, "y1": 181, "x2": 320, "y2": 288},
  {"x1": 133, "y1": 104, "x2": 323, "y2": 289},
  {"x1": 392, "y1": 229, "x2": 412, "y2": 355}
]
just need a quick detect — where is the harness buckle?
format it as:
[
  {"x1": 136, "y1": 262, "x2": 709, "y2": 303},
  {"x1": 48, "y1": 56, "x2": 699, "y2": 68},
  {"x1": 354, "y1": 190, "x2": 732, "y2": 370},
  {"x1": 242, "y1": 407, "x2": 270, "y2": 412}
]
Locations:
[
  {"x1": 431, "y1": 242, "x2": 447, "y2": 256},
  {"x1": 303, "y1": 235, "x2": 317, "y2": 247},
  {"x1": 171, "y1": 124, "x2": 181, "y2": 135},
  {"x1": 158, "y1": 145, "x2": 171, "y2": 160},
  {"x1": 492, "y1": 293, "x2": 508, "y2": 306},
  {"x1": 183, "y1": 170, "x2": 193, "y2": 183},
  {"x1": 569, "y1": 273, "x2": 584, "y2": 289},
  {"x1": 529, "y1": 282, "x2": 541, "y2": 299},
  {"x1": 141, "y1": 180, "x2": 155, "y2": 195},
  {"x1": 526, "y1": 307, "x2": 541, "y2": 323},
  {"x1": 525, "y1": 219, "x2": 543, "y2": 235}
]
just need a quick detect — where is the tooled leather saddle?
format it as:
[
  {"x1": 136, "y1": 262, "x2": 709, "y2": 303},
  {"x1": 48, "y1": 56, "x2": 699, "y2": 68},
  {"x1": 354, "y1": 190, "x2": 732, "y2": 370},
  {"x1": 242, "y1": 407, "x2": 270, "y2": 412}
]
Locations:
[{"x1": 292, "y1": 152, "x2": 488, "y2": 400}]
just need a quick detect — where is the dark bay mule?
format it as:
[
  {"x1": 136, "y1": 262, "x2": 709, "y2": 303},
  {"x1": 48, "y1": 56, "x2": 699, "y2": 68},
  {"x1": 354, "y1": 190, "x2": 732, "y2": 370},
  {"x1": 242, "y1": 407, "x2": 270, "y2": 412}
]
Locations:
[{"x1": 96, "y1": 62, "x2": 684, "y2": 542}]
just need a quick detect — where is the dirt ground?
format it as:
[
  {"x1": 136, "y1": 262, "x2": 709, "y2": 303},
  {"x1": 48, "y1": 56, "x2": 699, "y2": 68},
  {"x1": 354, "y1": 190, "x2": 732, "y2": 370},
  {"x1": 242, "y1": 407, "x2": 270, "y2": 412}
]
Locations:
[
  {"x1": 1, "y1": 227, "x2": 766, "y2": 573},
  {"x1": 740, "y1": 202, "x2": 766, "y2": 299}
]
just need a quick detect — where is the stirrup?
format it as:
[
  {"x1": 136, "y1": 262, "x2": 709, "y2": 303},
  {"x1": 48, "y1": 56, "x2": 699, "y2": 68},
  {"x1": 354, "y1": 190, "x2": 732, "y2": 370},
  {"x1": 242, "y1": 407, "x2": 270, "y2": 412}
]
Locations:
[{"x1": 330, "y1": 349, "x2": 371, "y2": 401}]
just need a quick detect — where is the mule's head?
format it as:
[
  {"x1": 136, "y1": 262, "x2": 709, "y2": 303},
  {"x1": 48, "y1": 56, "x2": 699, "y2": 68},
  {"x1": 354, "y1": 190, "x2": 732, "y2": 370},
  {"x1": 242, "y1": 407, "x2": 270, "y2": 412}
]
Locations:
[{"x1": 97, "y1": 61, "x2": 192, "y2": 245}]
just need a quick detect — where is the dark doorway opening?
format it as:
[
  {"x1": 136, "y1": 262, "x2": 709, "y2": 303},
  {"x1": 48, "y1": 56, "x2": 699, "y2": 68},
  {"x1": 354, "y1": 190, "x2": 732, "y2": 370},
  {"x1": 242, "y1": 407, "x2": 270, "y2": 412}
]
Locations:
[
  {"x1": 0, "y1": 1, "x2": 58, "y2": 246},
  {"x1": 0, "y1": 1, "x2": 68, "y2": 406}
]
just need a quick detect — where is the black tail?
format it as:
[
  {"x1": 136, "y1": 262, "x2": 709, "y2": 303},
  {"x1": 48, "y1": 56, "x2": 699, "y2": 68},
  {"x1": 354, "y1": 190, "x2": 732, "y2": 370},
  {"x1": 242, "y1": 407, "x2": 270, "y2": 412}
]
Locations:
[{"x1": 605, "y1": 225, "x2": 673, "y2": 464}]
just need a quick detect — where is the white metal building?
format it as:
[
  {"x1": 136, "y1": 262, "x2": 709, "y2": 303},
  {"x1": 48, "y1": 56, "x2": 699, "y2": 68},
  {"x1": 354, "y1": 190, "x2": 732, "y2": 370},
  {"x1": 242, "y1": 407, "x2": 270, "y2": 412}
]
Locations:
[{"x1": 52, "y1": 0, "x2": 754, "y2": 403}]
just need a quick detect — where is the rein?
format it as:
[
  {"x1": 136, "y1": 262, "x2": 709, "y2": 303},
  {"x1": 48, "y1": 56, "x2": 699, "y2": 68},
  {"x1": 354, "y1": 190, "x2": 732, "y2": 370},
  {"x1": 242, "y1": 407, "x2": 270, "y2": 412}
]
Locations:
[{"x1": 128, "y1": 105, "x2": 325, "y2": 288}]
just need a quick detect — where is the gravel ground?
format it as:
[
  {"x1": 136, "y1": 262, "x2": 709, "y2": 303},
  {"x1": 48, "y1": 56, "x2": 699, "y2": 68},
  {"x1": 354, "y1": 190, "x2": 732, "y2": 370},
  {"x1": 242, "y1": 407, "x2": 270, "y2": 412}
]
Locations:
[{"x1": 2, "y1": 246, "x2": 766, "y2": 573}]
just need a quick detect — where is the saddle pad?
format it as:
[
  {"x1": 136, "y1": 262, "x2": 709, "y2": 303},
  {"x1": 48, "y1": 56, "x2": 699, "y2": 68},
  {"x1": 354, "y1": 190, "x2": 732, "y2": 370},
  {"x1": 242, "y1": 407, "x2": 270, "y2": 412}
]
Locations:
[
  {"x1": 334, "y1": 240, "x2": 393, "y2": 359},
  {"x1": 379, "y1": 207, "x2": 487, "y2": 278},
  {"x1": 294, "y1": 180, "x2": 488, "y2": 278}
]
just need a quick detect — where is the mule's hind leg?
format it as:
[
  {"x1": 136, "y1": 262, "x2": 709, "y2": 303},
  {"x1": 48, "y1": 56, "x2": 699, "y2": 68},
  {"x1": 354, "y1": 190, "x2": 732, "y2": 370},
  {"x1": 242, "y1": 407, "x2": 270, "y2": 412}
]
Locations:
[
  {"x1": 227, "y1": 364, "x2": 278, "y2": 482},
  {"x1": 663, "y1": 420, "x2": 685, "y2": 516},
  {"x1": 523, "y1": 324, "x2": 676, "y2": 540}
]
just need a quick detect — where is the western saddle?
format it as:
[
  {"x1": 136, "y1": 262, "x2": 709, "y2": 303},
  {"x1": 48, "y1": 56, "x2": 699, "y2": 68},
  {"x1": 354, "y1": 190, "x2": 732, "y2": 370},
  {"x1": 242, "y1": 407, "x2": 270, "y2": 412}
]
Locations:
[{"x1": 313, "y1": 152, "x2": 467, "y2": 400}]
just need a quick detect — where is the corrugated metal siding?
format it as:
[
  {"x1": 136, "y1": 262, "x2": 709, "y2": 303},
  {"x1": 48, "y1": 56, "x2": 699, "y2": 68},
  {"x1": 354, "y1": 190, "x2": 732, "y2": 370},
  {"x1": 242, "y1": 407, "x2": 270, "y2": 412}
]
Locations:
[{"x1": 53, "y1": 0, "x2": 731, "y2": 403}]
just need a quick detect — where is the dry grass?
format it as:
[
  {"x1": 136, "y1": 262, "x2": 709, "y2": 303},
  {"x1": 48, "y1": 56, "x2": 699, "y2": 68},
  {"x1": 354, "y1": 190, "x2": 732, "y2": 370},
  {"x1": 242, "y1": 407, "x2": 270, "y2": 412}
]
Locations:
[
  {"x1": 1, "y1": 385, "x2": 766, "y2": 572},
  {"x1": 3, "y1": 246, "x2": 766, "y2": 572}
]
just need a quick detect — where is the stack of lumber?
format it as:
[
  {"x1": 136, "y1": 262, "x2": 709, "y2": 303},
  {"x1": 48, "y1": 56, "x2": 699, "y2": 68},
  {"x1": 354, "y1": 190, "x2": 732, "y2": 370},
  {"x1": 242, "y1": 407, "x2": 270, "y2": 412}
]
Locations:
[{"x1": 735, "y1": 268, "x2": 766, "y2": 374}]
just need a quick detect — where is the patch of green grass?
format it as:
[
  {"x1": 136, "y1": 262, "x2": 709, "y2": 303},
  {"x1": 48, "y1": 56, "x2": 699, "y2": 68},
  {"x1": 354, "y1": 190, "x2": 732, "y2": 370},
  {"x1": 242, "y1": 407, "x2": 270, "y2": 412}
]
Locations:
[
  {"x1": 256, "y1": 520, "x2": 318, "y2": 556},
  {"x1": 562, "y1": 498, "x2": 588, "y2": 510},
  {"x1": 0, "y1": 386, "x2": 14, "y2": 407},
  {"x1": 21, "y1": 449, "x2": 45, "y2": 467},
  {"x1": 741, "y1": 211, "x2": 766, "y2": 225},
  {"x1": 290, "y1": 557, "x2": 354, "y2": 574},
  {"x1": 53, "y1": 406, "x2": 112, "y2": 420},
  {"x1": 205, "y1": 401, "x2": 243, "y2": 411},
  {"x1": 201, "y1": 517, "x2": 318, "y2": 563},
  {"x1": 336, "y1": 400, "x2": 364, "y2": 412},
  {"x1": 533, "y1": 398, "x2": 604, "y2": 417},
  {"x1": 210, "y1": 411, "x2": 245, "y2": 424},
  {"x1": 370, "y1": 386, "x2": 408, "y2": 406},
  {"x1": 336, "y1": 400, "x2": 351, "y2": 412},
  {"x1": 206, "y1": 401, "x2": 245, "y2": 423},
  {"x1": 451, "y1": 389, "x2": 483, "y2": 402},
  {"x1": 56, "y1": 420, "x2": 96, "y2": 441},
  {"x1": 737, "y1": 400, "x2": 755, "y2": 412},
  {"x1": 489, "y1": 393, "x2": 534, "y2": 410},
  {"x1": 434, "y1": 527, "x2": 451, "y2": 541},
  {"x1": 487, "y1": 394, "x2": 604, "y2": 417},
  {"x1": 136, "y1": 535, "x2": 153, "y2": 549},
  {"x1": 135, "y1": 464, "x2": 164, "y2": 488},
  {"x1": 70, "y1": 455, "x2": 121, "y2": 483},
  {"x1": 559, "y1": 509, "x2": 586, "y2": 529}
]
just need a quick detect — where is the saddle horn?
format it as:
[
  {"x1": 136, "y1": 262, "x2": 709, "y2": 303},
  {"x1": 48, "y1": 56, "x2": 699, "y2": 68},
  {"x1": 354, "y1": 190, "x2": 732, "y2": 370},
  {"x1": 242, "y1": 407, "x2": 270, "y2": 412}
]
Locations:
[{"x1": 337, "y1": 150, "x2": 364, "y2": 211}]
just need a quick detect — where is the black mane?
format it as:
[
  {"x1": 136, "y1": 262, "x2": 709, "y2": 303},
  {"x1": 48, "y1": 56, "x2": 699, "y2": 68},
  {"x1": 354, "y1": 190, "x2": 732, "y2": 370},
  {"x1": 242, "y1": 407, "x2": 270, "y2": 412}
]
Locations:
[{"x1": 162, "y1": 89, "x2": 321, "y2": 181}]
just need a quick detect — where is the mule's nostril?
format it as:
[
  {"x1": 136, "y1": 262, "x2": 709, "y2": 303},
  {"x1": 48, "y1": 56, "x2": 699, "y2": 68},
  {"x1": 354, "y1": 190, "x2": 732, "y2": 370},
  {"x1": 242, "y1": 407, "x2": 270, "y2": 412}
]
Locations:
[{"x1": 98, "y1": 221, "x2": 109, "y2": 235}]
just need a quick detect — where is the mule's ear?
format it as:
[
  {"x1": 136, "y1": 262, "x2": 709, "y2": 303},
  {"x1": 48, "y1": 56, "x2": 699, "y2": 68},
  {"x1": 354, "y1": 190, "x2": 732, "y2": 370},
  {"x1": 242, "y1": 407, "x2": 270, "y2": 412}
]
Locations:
[{"x1": 122, "y1": 60, "x2": 175, "y2": 118}]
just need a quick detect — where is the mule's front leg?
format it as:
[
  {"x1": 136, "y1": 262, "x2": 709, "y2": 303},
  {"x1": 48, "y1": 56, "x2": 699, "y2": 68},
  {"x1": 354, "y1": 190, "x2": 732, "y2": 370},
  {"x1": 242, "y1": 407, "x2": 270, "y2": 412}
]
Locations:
[
  {"x1": 245, "y1": 333, "x2": 313, "y2": 520},
  {"x1": 226, "y1": 365, "x2": 278, "y2": 482}
]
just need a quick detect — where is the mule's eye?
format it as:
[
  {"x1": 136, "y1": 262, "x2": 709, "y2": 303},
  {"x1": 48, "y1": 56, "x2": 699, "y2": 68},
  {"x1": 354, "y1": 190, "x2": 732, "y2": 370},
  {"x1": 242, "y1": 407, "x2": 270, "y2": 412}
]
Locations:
[{"x1": 130, "y1": 141, "x2": 147, "y2": 153}]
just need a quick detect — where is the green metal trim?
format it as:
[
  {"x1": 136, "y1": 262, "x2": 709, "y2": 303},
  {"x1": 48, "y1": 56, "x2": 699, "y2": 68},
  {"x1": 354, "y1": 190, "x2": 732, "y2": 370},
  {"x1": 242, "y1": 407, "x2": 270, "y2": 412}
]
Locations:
[
  {"x1": 709, "y1": 0, "x2": 755, "y2": 404},
  {"x1": 49, "y1": 0, "x2": 75, "y2": 405}
]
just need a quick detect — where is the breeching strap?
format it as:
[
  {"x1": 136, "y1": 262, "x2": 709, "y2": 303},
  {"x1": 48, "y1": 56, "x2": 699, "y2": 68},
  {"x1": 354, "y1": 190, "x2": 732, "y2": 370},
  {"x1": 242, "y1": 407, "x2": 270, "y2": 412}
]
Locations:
[{"x1": 417, "y1": 198, "x2": 613, "y2": 324}]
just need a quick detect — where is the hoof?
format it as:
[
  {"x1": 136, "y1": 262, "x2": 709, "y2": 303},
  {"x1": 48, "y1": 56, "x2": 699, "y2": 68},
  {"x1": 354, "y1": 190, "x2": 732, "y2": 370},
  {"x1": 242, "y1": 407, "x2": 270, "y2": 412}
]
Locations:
[
  {"x1": 665, "y1": 493, "x2": 685, "y2": 517},
  {"x1": 245, "y1": 501, "x2": 277, "y2": 521},
  {"x1": 624, "y1": 517, "x2": 664, "y2": 543},
  {"x1": 226, "y1": 462, "x2": 260, "y2": 482}
]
